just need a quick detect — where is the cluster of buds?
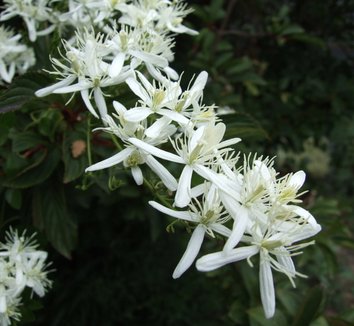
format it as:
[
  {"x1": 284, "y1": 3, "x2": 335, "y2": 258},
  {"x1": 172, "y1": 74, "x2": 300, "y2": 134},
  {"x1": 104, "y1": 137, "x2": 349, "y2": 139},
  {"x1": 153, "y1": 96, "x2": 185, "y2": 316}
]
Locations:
[{"x1": 0, "y1": 229, "x2": 51, "y2": 326}]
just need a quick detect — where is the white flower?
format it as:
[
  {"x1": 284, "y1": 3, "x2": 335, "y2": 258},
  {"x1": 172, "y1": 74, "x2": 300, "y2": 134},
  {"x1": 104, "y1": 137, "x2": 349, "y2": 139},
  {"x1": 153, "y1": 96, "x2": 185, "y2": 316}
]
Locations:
[
  {"x1": 86, "y1": 107, "x2": 178, "y2": 190},
  {"x1": 0, "y1": 0, "x2": 56, "y2": 42},
  {"x1": 129, "y1": 121, "x2": 241, "y2": 207},
  {"x1": 35, "y1": 29, "x2": 132, "y2": 119},
  {"x1": 196, "y1": 219, "x2": 321, "y2": 318},
  {"x1": 0, "y1": 26, "x2": 35, "y2": 84},
  {"x1": 150, "y1": 184, "x2": 231, "y2": 278}
]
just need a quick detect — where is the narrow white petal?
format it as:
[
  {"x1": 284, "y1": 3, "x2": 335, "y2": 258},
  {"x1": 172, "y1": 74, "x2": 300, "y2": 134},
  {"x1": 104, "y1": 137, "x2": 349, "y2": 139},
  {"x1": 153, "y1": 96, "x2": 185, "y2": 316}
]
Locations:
[
  {"x1": 124, "y1": 107, "x2": 152, "y2": 122},
  {"x1": 145, "y1": 155, "x2": 178, "y2": 191},
  {"x1": 196, "y1": 245, "x2": 259, "y2": 272},
  {"x1": 210, "y1": 223, "x2": 232, "y2": 238},
  {"x1": 145, "y1": 116, "x2": 174, "y2": 139},
  {"x1": 53, "y1": 81, "x2": 91, "y2": 93},
  {"x1": 195, "y1": 166, "x2": 241, "y2": 201},
  {"x1": 81, "y1": 89, "x2": 99, "y2": 118},
  {"x1": 94, "y1": 88, "x2": 108, "y2": 118},
  {"x1": 35, "y1": 75, "x2": 76, "y2": 97},
  {"x1": 109, "y1": 52, "x2": 126, "y2": 78},
  {"x1": 173, "y1": 225, "x2": 205, "y2": 279},
  {"x1": 259, "y1": 256, "x2": 276, "y2": 319},
  {"x1": 159, "y1": 109, "x2": 190, "y2": 126},
  {"x1": 276, "y1": 249, "x2": 296, "y2": 276},
  {"x1": 126, "y1": 77, "x2": 149, "y2": 102},
  {"x1": 85, "y1": 147, "x2": 134, "y2": 172},
  {"x1": 128, "y1": 138, "x2": 184, "y2": 163},
  {"x1": 175, "y1": 165, "x2": 194, "y2": 207},
  {"x1": 164, "y1": 66, "x2": 179, "y2": 80},
  {"x1": 149, "y1": 201, "x2": 195, "y2": 222},
  {"x1": 287, "y1": 205, "x2": 319, "y2": 228},
  {"x1": 131, "y1": 166, "x2": 143, "y2": 185},
  {"x1": 0, "y1": 296, "x2": 6, "y2": 313},
  {"x1": 223, "y1": 206, "x2": 249, "y2": 251},
  {"x1": 113, "y1": 100, "x2": 127, "y2": 114},
  {"x1": 190, "y1": 125, "x2": 205, "y2": 152},
  {"x1": 130, "y1": 50, "x2": 168, "y2": 68}
]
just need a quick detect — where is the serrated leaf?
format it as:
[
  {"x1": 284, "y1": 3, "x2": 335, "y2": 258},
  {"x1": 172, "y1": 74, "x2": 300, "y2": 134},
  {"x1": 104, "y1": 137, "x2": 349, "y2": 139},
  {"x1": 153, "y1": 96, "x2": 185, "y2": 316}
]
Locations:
[{"x1": 32, "y1": 184, "x2": 77, "y2": 258}]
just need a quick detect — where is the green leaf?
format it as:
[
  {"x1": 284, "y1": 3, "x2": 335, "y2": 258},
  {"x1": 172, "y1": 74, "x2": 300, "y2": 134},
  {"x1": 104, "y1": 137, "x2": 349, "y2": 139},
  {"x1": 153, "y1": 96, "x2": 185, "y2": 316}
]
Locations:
[
  {"x1": 32, "y1": 183, "x2": 77, "y2": 258},
  {"x1": 9, "y1": 130, "x2": 45, "y2": 153},
  {"x1": 248, "y1": 306, "x2": 287, "y2": 326},
  {"x1": 291, "y1": 286, "x2": 323, "y2": 326},
  {"x1": 62, "y1": 128, "x2": 88, "y2": 184},
  {"x1": 281, "y1": 25, "x2": 305, "y2": 36},
  {"x1": 0, "y1": 112, "x2": 15, "y2": 145},
  {"x1": 0, "y1": 73, "x2": 52, "y2": 113},
  {"x1": 4, "y1": 188, "x2": 22, "y2": 210},
  {"x1": 2, "y1": 148, "x2": 61, "y2": 189}
]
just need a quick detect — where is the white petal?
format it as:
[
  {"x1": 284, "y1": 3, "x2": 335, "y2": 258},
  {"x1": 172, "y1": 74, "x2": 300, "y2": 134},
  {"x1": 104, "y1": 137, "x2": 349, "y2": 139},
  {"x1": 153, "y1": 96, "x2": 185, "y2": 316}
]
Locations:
[
  {"x1": 124, "y1": 107, "x2": 152, "y2": 122},
  {"x1": 35, "y1": 75, "x2": 76, "y2": 97},
  {"x1": 287, "y1": 205, "x2": 319, "y2": 228},
  {"x1": 113, "y1": 100, "x2": 127, "y2": 114},
  {"x1": 149, "y1": 201, "x2": 195, "y2": 222},
  {"x1": 175, "y1": 165, "x2": 193, "y2": 207},
  {"x1": 289, "y1": 170, "x2": 306, "y2": 189},
  {"x1": 172, "y1": 225, "x2": 205, "y2": 279},
  {"x1": 196, "y1": 245, "x2": 259, "y2": 272},
  {"x1": 0, "y1": 296, "x2": 6, "y2": 313},
  {"x1": 276, "y1": 249, "x2": 296, "y2": 276},
  {"x1": 259, "y1": 255, "x2": 276, "y2": 319},
  {"x1": 223, "y1": 206, "x2": 249, "y2": 251},
  {"x1": 159, "y1": 109, "x2": 190, "y2": 126},
  {"x1": 130, "y1": 50, "x2": 168, "y2": 68},
  {"x1": 163, "y1": 66, "x2": 179, "y2": 80},
  {"x1": 128, "y1": 138, "x2": 184, "y2": 163},
  {"x1": 94, "y1": 88, "x2": 108, "y2": 119},
  {"x1": 85, "y1": 147, "x2": 134, "y2": 172},
  {"x1": 210, "y1": 223, "x2": 232, "y2": 237},
  {"x1": 53, "y1": 81, "x2": 91, "y2": 93},
  {"x1": 189, "y1": 125, "x2": 205, "y2": 152},
  {"x1": 145, "y1": 155, "x2": 178, "y2": 191},
  {"x1": 126, "y1": 77, "x2": 149, "y2": 102},
  {"x1": 131, "y1": 166, "x2": 143, "y2": 185},
  {"x1": 81, "y1": 89, "x2": 99, "y2": 118},
  {"x1": 109, "y1": 52, "x2": 126, "y2": 78},
  {"x1": 145, "y1": 116, "x2": 173, "y2": 139}
]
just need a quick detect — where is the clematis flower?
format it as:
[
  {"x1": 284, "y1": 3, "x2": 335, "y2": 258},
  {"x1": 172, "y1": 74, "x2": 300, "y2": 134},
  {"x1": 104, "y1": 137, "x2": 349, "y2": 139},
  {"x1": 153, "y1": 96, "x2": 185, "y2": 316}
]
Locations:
[
  {"x1": 0, "y1": 26, "x2": 35, "y2": 84},
  {"x1": 0, "y1": 0, "x2": 56, "y2": 42},
  {"x1": 196, "y1": 219, "x2": 321, "y2": 318},
  {"x1": 150, "y1": 184, "x2": 231, "y2": 278},
  {"x1": 86, "y1": 106, "x2": 178, "y2": 190},
  {"x1": 129, "y1": 121, "x2": 241, "y2": 207}
]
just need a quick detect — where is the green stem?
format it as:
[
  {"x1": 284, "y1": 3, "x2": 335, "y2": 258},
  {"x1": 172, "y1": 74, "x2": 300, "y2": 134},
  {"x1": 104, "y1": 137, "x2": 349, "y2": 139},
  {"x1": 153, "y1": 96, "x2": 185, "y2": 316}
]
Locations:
[
  {"x1": 143, "y1": 177, "x2": 174, "y2": 209},
  {"x1": 86, "y1": 115, "x2": 92, "y2": 166}
]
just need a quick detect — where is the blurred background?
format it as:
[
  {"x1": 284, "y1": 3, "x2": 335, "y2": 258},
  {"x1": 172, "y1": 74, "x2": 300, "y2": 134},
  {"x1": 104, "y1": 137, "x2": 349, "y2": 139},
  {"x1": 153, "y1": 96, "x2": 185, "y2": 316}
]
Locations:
[{"x1": 1, "y1": 0, "x2": 354, "y2": 325}]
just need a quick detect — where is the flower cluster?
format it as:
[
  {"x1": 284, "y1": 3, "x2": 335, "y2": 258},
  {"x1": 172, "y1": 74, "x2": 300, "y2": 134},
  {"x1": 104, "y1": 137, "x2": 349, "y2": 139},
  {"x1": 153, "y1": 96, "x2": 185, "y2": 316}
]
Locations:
[
  {"x1": 0, "y1": 229, "x2": 51, "y2": 326},
  {"x1": 30, "y1": 0, "x2": 321, "y2": 320},
  {"x1": 0, "y1": 25, "x2": 35, "y2": 84}
]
